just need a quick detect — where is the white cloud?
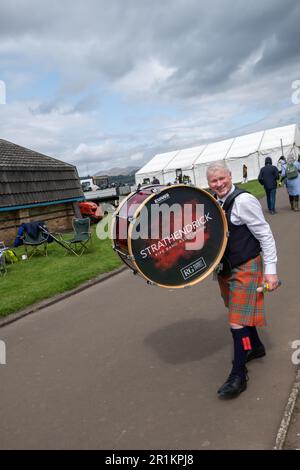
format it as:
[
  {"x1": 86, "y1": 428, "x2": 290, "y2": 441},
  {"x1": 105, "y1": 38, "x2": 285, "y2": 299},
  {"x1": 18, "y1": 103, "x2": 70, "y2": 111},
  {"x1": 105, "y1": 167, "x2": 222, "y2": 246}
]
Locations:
[
  {"x1": 129, "y1": 152, "x2": 144, "y2": 161},
  {"x1": 115, "y1": 58, "x2": 177, "y2": 95},
  {"x1": 74, "y1": 141, "x2": 119, "y2": 159},
  {"x1": 1, "y1": 0, "x2": 300, "y2": 175},
  {"x1": 230, "y1": 43, "x2": 265, "y2": 82}
]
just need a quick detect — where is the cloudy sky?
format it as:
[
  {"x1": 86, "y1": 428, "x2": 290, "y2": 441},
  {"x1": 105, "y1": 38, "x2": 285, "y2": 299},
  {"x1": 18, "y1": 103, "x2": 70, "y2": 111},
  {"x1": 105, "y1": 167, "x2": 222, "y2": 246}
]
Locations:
[{"x1": 1, "y1": 0, "x2": 300, "y2": 175}]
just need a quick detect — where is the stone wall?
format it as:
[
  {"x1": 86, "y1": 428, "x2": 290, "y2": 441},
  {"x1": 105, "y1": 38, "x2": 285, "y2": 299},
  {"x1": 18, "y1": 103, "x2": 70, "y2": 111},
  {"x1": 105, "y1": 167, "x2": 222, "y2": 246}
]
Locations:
[{"x1": 0, "y1": 202, "x2": 76, "y2": 246}]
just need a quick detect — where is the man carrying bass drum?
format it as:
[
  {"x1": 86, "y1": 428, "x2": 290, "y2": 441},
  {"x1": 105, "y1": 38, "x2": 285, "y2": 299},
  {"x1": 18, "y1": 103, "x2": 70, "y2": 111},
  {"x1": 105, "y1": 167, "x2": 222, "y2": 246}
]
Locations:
[{"x1": 206, "y1": 162, "x2": 280, "y2": 399}]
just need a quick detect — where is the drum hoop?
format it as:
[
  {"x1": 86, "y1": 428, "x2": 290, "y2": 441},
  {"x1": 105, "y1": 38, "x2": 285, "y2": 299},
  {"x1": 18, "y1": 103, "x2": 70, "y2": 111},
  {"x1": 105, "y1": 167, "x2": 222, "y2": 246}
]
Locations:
[
  {"x1": 111, "y1": 185, "x2": 166, "y2": 255},
  {"x1": 127, "y1": 185, "x2": 228, "y2": 288},
  {"x1": 111, "y1": 189, "x2": 138, "y2": 249}
]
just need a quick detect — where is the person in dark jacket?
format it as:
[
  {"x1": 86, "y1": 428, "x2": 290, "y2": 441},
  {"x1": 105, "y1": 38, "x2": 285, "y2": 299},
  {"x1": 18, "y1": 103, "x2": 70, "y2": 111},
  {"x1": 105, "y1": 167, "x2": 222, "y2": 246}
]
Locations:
[
  {"x1": 258, "y1": 157, "x2": 279, "y2": 214},
  {"x1": 151, "y1": 176, "x2": 160, "y2": 184}
]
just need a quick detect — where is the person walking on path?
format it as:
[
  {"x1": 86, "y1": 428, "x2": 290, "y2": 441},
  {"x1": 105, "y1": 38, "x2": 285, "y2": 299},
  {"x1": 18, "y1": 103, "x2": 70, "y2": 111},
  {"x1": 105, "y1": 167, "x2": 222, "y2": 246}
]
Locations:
[
  {"x1": 277, "y1": 155, "x2": 286, "y2": 177},
  {"x1": 206, "y1": 162, "x2": 279, "y2": 400},
  {"x1": 258, "y1": 157, "x2": 279, "y2": 214},
  {"x1": 280, "y1": 154, "x2": 300, "y2": 211},
  {"x1": 242, "y1": 164, "x2": 248, "y2": 183}
]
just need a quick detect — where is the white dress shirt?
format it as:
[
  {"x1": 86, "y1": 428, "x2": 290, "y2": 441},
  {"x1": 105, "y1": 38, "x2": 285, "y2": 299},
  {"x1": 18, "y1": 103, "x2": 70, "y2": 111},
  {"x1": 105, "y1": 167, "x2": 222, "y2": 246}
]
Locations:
[{"x1": 220, "y1": 185, "x2": 277, "y2": 274}]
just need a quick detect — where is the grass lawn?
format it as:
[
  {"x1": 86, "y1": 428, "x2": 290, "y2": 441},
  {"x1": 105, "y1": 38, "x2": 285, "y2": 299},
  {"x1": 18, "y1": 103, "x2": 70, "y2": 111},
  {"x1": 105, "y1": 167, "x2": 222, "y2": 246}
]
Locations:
[
  {"x1": 236, "y1": 179, "x2": 265, "y2": 198},
  {"x1": 0, "y1": 180, "x2": 265, "y2": 318},
  {"x1": 0, "y1": 221, "x2": 122, "y2": 317}
]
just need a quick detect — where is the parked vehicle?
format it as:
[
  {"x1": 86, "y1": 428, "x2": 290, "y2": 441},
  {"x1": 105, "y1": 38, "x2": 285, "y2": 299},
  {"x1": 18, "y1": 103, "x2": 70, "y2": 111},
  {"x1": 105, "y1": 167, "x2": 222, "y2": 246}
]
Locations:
[
  {"x1": 81, "y1": 181, "x2": 100, "y2": 192},
  {"x1": 81, "y1": 181, "x2": 92, "y2": 191},
  {"x1": 78, "y1": 202, "x2": 103, "y2": 223}
]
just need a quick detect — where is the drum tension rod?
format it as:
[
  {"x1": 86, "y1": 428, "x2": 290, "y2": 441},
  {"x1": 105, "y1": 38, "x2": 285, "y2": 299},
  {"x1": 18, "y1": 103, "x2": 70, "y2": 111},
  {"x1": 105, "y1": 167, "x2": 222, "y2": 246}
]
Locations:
[{"x1": 112, "y1": 246, "x2": 135, "y2": 260}]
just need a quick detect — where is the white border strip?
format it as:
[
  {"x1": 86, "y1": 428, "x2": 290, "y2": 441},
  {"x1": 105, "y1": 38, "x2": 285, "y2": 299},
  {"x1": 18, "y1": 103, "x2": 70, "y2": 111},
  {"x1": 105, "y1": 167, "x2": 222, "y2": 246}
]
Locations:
[{"x1": 274, "y1": 366, "x2": 300, "y2": 449}]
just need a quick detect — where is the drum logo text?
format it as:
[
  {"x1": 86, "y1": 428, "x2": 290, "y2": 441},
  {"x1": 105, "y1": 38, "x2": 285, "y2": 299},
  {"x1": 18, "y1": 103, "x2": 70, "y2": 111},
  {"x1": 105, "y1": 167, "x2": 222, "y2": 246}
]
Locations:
[
  {"x1": 154, "y1": 193, "x2": 170, "y2": 204},
  {"x1": 181, "y1": 258, "x2": 207, "y2": 280},
  {"x1": 139, "y1": 212, "x2": 212, "y2": 258}
]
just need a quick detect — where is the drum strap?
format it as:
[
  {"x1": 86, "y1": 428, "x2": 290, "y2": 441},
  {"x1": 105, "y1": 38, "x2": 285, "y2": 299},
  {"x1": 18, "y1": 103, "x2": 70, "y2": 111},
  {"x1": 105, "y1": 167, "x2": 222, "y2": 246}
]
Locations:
[
  {"x1": 222, "y1": 188, "x2": 248, "y2": 212},
  {"x1": 214, "y1": 187, "x2": 249, "y2": 277}
]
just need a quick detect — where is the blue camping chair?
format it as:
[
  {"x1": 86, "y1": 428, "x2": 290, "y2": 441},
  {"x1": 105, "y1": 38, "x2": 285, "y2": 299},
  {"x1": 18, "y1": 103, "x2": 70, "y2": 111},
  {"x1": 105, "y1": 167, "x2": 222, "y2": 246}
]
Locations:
[
  {"x1": 22, "y1": 221, "x2": 49, "y2": 259},
  {"x1": 64, "y1": 218, "x2": 91, "y2": 256}
]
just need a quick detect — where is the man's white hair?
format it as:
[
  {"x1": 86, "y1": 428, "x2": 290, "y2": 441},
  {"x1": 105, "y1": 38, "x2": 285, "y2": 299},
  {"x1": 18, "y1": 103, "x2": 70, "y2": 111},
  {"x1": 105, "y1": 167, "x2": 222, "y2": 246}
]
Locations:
[{"x1": 206, "y1": 161, "x2": 231, "y2": 177}]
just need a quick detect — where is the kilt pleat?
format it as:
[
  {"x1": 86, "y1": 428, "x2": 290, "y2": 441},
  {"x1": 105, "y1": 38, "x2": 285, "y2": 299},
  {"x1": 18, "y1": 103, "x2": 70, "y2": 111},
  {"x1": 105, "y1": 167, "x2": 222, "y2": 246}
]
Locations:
[{"x1": 218, "y1": 255, "x2": 265, "y2": 326}]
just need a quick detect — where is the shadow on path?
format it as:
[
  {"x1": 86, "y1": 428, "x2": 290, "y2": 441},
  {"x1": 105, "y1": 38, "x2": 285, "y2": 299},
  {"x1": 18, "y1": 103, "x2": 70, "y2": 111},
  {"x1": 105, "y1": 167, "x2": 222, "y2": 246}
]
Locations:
[{"x1": 145, "y1": 317, "x2": 273, "y2": 365}]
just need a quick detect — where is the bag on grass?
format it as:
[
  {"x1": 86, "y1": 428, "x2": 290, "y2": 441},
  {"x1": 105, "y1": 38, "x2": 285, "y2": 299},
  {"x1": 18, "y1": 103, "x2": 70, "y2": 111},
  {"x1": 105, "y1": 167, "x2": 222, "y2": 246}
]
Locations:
[{"x1": 4, "y1": 249, "x2": 18, "y2": 264}]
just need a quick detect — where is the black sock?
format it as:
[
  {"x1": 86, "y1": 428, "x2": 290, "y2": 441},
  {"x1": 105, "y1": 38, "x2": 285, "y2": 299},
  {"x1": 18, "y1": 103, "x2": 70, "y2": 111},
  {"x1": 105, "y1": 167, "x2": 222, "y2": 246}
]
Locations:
[
  {"x1": 230, "y1": 327, "x2": 251, "y2": 379},
  {"x1": 247, "y1": 326, "x2": 263, "y2": 349}
]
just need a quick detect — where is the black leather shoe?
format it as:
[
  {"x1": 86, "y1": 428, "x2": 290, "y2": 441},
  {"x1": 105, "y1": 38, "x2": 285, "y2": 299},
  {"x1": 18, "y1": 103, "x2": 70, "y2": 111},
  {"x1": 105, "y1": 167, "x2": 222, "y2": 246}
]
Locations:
[
  {"x1": 246, "y1": 345, "x2": 266, "y2": 363},
  {"x1": 217, "y1": 374, "x2": 247, "y2": 399}
]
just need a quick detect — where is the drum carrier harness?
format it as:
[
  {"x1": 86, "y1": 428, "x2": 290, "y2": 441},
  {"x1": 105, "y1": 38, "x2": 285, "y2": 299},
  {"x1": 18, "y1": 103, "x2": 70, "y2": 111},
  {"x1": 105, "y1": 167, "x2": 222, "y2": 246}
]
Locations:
[{"x1": 217, "y1": 188, "x2": 261, "y2": 276}]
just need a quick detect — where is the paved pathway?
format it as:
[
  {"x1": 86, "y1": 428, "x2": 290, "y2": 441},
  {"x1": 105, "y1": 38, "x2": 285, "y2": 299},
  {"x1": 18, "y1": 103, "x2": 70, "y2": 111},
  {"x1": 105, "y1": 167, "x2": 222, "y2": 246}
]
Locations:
[{"x1": 0, "y1": 186, "x2": 299, "y2": 449}]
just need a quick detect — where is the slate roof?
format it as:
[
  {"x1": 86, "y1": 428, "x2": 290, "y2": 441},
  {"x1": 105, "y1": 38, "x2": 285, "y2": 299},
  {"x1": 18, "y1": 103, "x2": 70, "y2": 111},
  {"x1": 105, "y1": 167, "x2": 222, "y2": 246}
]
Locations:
[{"x1": 0, "y1": 139, "x2": 84, "y2": 210}]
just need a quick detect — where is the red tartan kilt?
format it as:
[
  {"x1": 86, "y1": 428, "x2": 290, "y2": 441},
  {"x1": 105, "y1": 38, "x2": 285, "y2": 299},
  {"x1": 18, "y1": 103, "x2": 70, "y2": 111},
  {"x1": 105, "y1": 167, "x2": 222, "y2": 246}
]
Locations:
[{"x1": 218, "y1": 255, "x2": 265, "y2": 326}]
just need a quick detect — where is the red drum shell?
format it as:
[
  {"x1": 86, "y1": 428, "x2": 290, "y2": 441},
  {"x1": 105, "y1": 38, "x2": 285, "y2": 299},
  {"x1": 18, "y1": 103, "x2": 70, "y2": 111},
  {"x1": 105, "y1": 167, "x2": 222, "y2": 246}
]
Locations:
[{"x1": 112, "y1": 185, "x2": 165, "y2": 271}]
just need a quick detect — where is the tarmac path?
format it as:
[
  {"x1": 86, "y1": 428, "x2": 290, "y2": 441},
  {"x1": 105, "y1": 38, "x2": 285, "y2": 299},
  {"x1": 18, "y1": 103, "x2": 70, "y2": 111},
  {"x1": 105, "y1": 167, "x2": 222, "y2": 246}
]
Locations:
[{"x1": 0, "y1": 186, "x2": 299, "y2": 450}]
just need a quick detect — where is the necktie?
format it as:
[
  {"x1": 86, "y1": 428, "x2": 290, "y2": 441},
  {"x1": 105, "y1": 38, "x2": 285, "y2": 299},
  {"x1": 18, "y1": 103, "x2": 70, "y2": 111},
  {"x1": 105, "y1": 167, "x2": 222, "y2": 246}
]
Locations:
[{"x1": 217, "y1": 199, "x2": 223, "y2": 207}]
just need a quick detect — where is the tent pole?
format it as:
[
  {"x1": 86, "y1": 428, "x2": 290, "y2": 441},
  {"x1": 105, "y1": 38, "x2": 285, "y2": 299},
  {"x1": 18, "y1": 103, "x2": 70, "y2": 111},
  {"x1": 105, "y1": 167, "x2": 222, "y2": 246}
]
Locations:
[
  {"x1": 280, "y1": 138, "x2": 284, "y2": 156},
  {"x1": 257, "y1": 152, "x2": 261, "y2": 171},
  {"x1": 192, "y1": 165, "x2": 197, "y2": 186},
  {"x1": 257, "y1": 130, "x2": 266, "y2": 170}
]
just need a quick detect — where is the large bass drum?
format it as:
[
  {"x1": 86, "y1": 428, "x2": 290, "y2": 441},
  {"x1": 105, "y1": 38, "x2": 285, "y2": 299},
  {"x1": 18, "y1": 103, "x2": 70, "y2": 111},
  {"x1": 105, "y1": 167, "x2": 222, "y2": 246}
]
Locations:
[{"x1": 112, "y1": 184, "x2": 228, "y2": 288}]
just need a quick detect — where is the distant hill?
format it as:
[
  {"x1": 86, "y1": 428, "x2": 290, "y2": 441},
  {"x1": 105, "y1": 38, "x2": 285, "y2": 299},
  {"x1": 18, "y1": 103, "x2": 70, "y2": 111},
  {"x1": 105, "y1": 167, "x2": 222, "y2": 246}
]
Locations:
[{"x1": 94, "y1": 166, "x2": 139, "y2": 177}]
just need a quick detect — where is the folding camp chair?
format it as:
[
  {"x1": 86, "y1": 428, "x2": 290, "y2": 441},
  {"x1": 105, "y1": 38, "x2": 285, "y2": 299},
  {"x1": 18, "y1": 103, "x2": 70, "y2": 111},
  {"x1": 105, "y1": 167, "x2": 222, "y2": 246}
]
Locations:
[
  {"x1": 23, "y1": 222, "x2": 49, "y2": 259},
  {"x1": 64, "y1": 218, "x2": 91, "y2": 256}
]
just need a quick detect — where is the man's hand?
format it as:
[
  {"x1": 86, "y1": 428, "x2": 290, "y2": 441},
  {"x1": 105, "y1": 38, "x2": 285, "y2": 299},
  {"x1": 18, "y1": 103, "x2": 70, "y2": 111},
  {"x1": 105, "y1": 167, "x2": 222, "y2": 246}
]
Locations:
[{"x1": 264, "y1": 274, "x2": 280, "y2": 291}]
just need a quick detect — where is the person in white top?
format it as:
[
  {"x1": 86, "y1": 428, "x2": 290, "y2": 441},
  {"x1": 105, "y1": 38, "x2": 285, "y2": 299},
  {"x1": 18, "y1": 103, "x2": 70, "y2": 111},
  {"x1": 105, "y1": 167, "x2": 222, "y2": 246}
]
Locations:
[{"x1": 206, "y1": 162, "x2": 280, "y2": 399}]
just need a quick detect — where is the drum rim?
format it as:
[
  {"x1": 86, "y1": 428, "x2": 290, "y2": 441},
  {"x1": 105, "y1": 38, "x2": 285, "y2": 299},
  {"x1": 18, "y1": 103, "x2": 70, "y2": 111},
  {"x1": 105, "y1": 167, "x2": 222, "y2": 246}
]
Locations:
[
  {"x1": 127, "y1": 184, "x2": 228, "y2": 288},
  {"x1": 111, "y1": 185, "x2": 165, "y2": 250},
  {"x1": 111, "y1": 187, "x2": 138, "y2": 251}
]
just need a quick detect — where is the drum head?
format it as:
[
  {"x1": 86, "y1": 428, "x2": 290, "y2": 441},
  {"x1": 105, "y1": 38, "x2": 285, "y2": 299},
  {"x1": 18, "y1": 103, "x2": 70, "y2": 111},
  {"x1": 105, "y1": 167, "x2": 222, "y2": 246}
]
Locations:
[{"x1": 128, "y1": 185, "x2": 227, "y2": 288}]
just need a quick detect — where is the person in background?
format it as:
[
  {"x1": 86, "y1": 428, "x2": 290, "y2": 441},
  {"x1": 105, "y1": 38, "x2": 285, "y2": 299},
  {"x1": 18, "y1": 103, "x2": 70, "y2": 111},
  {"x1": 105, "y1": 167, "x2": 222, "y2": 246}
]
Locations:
[
  {"x1": 258, "y1": 157, "x2": 279, "y2": 214},
  {"x1": 277, "y1": 155, "x2": 286, "y2": 177},
  {"x1": 242, "y1": 164, "x2": 248, "y2": 183},
  {"x1": 183, "y1": 174, "x2": 191, "y2": 184},
  {"x1": 280, "y1": 154, "x2": 300, "y2": 211},
  {"x1": 206, "y1": 162, "x2": 279, "y2": 399},
  {"x1": 151, "y1": 176, "x2": 160, "y2": 184}
]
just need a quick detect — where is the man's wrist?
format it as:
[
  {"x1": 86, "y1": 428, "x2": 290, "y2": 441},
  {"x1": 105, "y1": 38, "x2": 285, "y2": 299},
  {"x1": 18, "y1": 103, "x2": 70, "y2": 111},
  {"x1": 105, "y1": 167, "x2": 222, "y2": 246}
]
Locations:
[{"x1": 264, "y1": 263, "x2": 277, "y2": 275}]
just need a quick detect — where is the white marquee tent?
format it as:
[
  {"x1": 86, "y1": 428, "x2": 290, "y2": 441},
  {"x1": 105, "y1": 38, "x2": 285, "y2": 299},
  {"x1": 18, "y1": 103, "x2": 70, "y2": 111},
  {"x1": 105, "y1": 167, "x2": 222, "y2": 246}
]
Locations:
[{"x1": 135, "y1": 123, "x2": 300, "y2": 187}]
